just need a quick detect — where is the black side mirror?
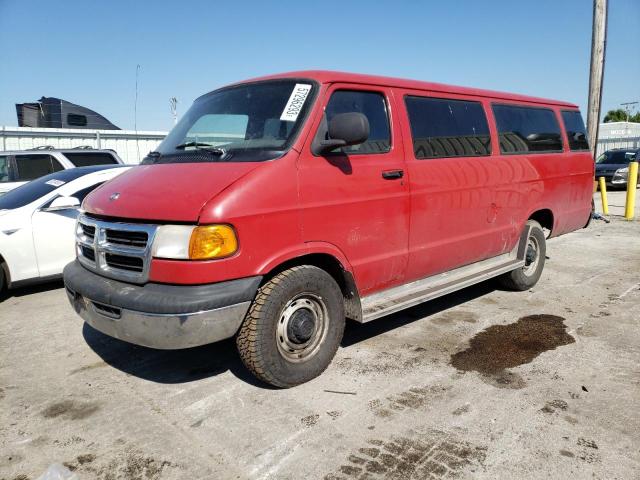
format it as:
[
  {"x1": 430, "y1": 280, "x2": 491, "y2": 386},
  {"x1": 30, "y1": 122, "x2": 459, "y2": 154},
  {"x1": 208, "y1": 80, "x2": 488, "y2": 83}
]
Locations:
[{"x1": 314, "y1": 112, "x2": 369, "y2": 154}]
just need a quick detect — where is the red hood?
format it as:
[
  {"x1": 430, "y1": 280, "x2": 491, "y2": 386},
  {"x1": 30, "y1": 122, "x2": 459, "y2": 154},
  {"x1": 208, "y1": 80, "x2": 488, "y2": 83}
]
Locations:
[{"x1": 83, "y1": 163, "x2": 261, "y2": 222}]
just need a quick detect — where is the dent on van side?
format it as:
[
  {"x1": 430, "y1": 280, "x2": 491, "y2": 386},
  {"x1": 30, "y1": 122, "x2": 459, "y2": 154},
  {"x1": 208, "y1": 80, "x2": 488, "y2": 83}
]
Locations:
[{"x1": 63, "y1": 71, "x2": 593, "y2": 387}]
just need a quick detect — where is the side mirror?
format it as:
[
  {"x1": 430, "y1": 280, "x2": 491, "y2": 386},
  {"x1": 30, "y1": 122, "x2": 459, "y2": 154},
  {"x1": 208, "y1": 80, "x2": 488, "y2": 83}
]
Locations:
[
  {"x1": 43, "y1": 196, "x2": 80, "y2": 211},
  {"x1": 315, "y1": 112, "x2": 370, "y2": 154}
]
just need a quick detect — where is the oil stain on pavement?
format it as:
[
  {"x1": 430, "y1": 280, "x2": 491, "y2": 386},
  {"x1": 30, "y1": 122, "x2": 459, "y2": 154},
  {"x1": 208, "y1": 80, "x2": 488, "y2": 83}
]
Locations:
[{"x1": 450, "y1": 314, "x2": 575, "y2": 387}]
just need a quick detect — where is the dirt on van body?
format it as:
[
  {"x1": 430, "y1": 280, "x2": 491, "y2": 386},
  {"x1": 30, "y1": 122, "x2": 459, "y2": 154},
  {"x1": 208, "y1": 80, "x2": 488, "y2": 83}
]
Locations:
[{"x1": 1, "y1": 191, "x2": 640, "y2": 479}]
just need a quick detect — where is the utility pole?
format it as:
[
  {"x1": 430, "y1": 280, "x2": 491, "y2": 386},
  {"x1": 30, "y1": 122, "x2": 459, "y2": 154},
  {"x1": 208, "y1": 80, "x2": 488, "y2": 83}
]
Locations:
[
  {"x1": 621, "y1": 101, "x2": 638, "y2": 122},
  {"x1": 586, "y1": 0, "x2": 608, "y2": 160}
]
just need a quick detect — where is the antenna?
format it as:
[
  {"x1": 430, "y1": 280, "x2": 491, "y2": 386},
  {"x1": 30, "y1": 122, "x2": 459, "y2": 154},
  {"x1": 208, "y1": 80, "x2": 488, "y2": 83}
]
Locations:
[
  {"x1": 170, "y1": 97, "x2": 178, "y2": 125},
  {"x1": 134, "y1": 64, "x2": 141, "y2": 161}
]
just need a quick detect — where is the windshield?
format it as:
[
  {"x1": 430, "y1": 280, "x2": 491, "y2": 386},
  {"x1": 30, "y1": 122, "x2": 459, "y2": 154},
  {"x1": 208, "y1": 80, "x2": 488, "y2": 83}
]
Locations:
[
  {"x1": 146, "y1": 80, "x2": 317, "y2": 164},
  {"x1": 0, "y1": 166, "x2": 116, "y2": 210},
  {"x1": 596, "y1": 150, "x2": 638, "y2": 164}
]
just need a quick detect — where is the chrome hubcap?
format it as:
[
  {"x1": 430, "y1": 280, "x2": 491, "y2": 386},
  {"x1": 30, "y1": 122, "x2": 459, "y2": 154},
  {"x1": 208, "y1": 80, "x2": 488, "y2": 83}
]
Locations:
[
  {"x1": 276, "y1": 293, "x2": 328, "y2": 362},
  {"x1": 523, "y1": 236, "x2": 540, "y2": 276}
]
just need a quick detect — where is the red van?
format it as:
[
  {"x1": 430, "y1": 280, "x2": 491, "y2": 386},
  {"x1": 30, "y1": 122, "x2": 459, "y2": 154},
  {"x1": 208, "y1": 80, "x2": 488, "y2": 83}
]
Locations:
[{"x1": 63, "y1": 71, "x2": 593, "y2": 387}]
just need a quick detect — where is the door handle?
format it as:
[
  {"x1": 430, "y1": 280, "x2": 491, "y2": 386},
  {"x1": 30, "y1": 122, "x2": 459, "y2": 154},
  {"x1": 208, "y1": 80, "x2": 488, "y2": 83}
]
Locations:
[{"x1": 382, "y1": 169, "x2": 404, "y2": 180}]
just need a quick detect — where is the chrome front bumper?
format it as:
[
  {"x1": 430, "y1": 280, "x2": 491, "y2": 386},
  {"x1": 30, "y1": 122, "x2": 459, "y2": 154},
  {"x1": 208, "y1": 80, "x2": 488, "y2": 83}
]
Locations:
[
  {"x1": 63, "y1": 260, "x2": 261, "y2": 350},
  {"x1": 65, "y1": 286, "x2": 251, "y2": 349}
]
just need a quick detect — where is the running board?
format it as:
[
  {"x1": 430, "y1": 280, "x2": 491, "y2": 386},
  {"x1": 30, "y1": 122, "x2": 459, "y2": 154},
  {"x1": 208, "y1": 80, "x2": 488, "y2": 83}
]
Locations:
[{"x1": 360, "y1": 229, "x2": 530, "y2": 323}]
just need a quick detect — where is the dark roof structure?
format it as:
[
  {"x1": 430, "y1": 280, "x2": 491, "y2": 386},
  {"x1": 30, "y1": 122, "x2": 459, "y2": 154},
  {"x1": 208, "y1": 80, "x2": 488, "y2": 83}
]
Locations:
[{"x1": 16, "y1": 97, "x2": 120, "y2": 130}]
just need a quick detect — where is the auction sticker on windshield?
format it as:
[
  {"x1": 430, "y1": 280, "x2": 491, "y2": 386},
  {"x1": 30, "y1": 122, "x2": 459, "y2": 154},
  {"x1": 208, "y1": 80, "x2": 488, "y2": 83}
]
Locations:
[
  {"x1": 45, "y1": 179, "x2": 65, "y2": 187},
  {"x1": 280, "y1": 84, "x2": 312, "y2": 122}
]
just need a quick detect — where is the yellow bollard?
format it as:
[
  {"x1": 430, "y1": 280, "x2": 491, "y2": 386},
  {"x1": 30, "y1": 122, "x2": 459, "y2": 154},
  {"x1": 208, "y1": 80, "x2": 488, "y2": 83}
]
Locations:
[
  {"x1": 624, "y1": 161, "x2": 638, "y2": 220},
  {"x1": 598, "y1": 177, "x2": 609, "y2": 216}
]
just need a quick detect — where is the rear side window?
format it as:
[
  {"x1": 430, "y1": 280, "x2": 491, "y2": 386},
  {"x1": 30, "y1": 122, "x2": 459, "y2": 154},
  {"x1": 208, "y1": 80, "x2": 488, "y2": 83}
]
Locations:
[
  {"x1": 14, "y1": 154, "x2": 64, "y2": 181},
  {"x1": 561, "y1": 111, "x2": 589, "y2": 151},
  {"x1": 492, "y1": 105, "x2": 563, "y2": 154},
  {"x1": 405, "y1": 96, "x2": 491, "y2": 159},
  {"x1": 63, "y1": 152, "x2": 118, "y2": 167},
  {"x1": 323, "y1": 90, "x2": 391, "y2": 154}
]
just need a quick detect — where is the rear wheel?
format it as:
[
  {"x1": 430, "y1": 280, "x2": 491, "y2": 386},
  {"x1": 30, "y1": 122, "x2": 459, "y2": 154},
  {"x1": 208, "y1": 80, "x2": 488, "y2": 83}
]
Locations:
[
  {"x1": 498, "y1": 220, "x2": 546, "y2": 291},
  {"x1": 236, "y1": 266, "x2": 345, "y2": 388}
]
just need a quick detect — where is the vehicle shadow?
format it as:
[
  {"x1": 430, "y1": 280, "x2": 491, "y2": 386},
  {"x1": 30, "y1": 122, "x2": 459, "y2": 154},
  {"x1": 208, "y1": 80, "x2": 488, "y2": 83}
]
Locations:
[
  {"x1": 83, "y1": 280, "x2": 499, "y2": 388},
  {"x1": 82, "y1": 323, "x2": 272, "y2": 388},
  {"x1": 341, "y1": 280, "x2": 497, "y2": 347},
  {"x1": 0, "y1": 279, "x2": 64, "y2": 301}
]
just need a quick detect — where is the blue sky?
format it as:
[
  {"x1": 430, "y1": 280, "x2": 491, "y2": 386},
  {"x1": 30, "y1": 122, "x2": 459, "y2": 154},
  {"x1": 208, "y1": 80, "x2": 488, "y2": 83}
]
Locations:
[{"x1": 0, "y1": 0, "x2": 638, "y2": 131}]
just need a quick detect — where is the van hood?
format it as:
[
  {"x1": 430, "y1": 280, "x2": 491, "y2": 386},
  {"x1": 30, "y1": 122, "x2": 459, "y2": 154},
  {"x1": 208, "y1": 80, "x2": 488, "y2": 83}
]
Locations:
[{"x1": 83, "y1": 163, "x2": 261, "y2": 222}]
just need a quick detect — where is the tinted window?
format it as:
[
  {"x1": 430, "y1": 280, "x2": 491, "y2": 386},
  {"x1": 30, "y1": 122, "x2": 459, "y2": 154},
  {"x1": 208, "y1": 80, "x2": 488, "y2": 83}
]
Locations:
[
  {"x1": 0, "y1": 156, "x2": 8, "y2": 182},
  {"x1": 0, "y1": 168, "x2": 99, "y2": 210},
  {"x1": 596, "y1": 150, "x2": 639, "y2": 164},
  {"x1": 405, "y1": 96, "x2": 491, "y2": 159},
  {"x1": 561, "y1": 111, "x2": 589, "y2": 151},
  {"x1": 67, "y1": 114, "x2": 88, "y2": 126},
  {"x1": 73, "y1": 182, "x2": 104, "y2": 203},
  {"x1": 492, "y1": 105, "x2": 563, "y2": 154},
  {"x1": 14, "y1": 154, "x2": 63, "y2": 181},
  {"x1": 323, "y1": 90, "x2": 390, "y2": 154},
  {"x1": 64, "y1": 152, "x2": 118, "y2": 167}
]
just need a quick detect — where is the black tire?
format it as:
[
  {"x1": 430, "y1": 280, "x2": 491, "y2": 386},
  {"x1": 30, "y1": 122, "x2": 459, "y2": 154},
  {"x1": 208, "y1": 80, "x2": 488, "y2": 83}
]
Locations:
[
  {"x1": 498, "y1": 220, "x2": 546, "y2": 291},
  {"x1": 236, "y1": 265, "x2": 345, "y2": 388}
]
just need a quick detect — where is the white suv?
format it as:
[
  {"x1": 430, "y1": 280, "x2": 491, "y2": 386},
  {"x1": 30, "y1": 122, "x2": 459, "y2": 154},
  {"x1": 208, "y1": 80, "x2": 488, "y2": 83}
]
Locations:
[{"x1": 0, "y1": 147, "x2": 124, "y2": 195}]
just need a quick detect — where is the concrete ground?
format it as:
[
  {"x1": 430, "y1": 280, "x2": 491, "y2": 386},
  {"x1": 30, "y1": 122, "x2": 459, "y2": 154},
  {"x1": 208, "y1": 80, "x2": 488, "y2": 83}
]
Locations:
[{"x1": 1, "y1": 192, "x2": 639, "y2": 480}]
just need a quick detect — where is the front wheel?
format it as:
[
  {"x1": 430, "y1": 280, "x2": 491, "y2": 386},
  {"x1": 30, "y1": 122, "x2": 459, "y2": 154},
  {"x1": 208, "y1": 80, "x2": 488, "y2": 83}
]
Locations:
[
  {"x1": 236, "y1": 266, "x2": 345, "y2": 388},
  {"x1": 498, "y1": 220, "x2": 546, "y2": 291}
]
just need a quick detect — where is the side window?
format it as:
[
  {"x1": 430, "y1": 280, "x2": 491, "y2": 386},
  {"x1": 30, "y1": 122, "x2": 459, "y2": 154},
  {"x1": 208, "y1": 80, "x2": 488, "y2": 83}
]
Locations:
[
  {"x1": 323, "y1": 90, "x2": 391, "y2": 154},
  {"x1": 492, "y1": 104, "x2": 563, "y2": 154},
  {"x1": 561, "y1": 110, "x2": 590, "y2": 151},
  {"x1": 63, "y1": 152, "x2": 119, "y2": 167},
  {"x1": 14, "y1": 154, "x2": 63, "y2": 181},
  {"x1": 405, "y1": 96, "x2": 491, "y2": 159},
  {"x1": 0, "y1": 156, "x2": 9, "y2": 182}
]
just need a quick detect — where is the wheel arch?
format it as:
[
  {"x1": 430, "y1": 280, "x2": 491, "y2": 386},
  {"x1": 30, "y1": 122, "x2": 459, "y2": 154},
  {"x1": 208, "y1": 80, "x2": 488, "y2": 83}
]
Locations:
[
  {"x1": 527, "y1": 208, "x2": 555, "y2": 237},
  {"x1": 259, "y1": 249, "x2": 362, "y2": 322},
  {"x1": 0, "y1": 254, "x2": 11, "y2": 290}
]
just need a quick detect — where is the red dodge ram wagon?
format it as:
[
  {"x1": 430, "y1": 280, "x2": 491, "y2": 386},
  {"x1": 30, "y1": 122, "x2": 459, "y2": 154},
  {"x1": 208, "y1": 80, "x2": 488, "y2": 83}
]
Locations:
[{"x1": 64, "y1": 71, "x2": 594, "y2": 387}]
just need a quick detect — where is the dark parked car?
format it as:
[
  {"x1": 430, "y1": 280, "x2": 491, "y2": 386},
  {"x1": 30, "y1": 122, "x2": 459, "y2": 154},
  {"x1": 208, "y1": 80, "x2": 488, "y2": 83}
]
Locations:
[{"x1": 595, "y1": 148, "x2": 639, "y2": 188}]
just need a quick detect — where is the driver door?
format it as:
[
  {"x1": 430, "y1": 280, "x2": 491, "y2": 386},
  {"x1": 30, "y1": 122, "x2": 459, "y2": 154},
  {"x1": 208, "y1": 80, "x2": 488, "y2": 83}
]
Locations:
[{"x1": 298, "y1": 85, "x2": 410, "y2": 295}]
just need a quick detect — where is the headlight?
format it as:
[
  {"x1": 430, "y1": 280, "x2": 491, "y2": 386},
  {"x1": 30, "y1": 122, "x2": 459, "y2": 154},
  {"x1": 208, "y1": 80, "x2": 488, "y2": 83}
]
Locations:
[
  {"x1": 613, "y1": 167, "x2": 629, "y2": 181},
  {"x1": 152, "y1": 224, "x2": 238, "y2": 260}
]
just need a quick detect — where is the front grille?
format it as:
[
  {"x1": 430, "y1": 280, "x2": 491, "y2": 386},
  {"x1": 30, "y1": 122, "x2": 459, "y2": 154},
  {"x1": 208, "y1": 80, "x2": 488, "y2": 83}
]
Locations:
[
  {"x1": 105, "y1": 229, "x2": 148, "y2": 248},
  {"x1": 105, "y1": 253, "x2": 144, "y2": 272},
  {"x1": 80, "y1": 245, "x2": 95, "y2": 262},
  {"x1": 81, "y1": 224, "x2": 95, "y2": 241},
  {"x1": 76, "y1": 214, "x2": 157, "y2": 283}
]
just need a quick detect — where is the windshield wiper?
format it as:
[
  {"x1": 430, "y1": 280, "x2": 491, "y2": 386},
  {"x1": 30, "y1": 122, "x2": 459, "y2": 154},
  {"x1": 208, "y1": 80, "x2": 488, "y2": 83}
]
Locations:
[{"x1": 174, "y1": 141, "x2": 226, "y2": 155}]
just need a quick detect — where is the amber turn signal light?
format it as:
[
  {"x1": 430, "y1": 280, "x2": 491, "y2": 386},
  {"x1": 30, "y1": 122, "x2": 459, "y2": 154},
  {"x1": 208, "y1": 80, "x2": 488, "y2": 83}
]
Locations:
[{"x1": 188, "y1": 225, "x2": 238, "y2": 260}]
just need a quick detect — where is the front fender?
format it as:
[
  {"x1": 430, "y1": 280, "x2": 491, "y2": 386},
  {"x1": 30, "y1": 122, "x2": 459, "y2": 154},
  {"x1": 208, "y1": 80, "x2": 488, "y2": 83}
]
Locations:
[{"x1": 256, "y1": 241, "x2": 354, "y2": 275}]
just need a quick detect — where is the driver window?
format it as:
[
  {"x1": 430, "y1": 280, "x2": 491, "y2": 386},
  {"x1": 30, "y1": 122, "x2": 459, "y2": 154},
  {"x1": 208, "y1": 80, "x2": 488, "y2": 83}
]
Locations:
[{"x1": 323, "y1": 90, "x2": 391, "y2": 154}]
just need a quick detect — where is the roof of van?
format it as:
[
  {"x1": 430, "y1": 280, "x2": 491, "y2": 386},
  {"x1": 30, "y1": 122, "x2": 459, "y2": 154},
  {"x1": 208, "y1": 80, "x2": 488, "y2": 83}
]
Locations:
[{"x1": 226, "y1": 70, "x2": 579, "y2": 109}]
